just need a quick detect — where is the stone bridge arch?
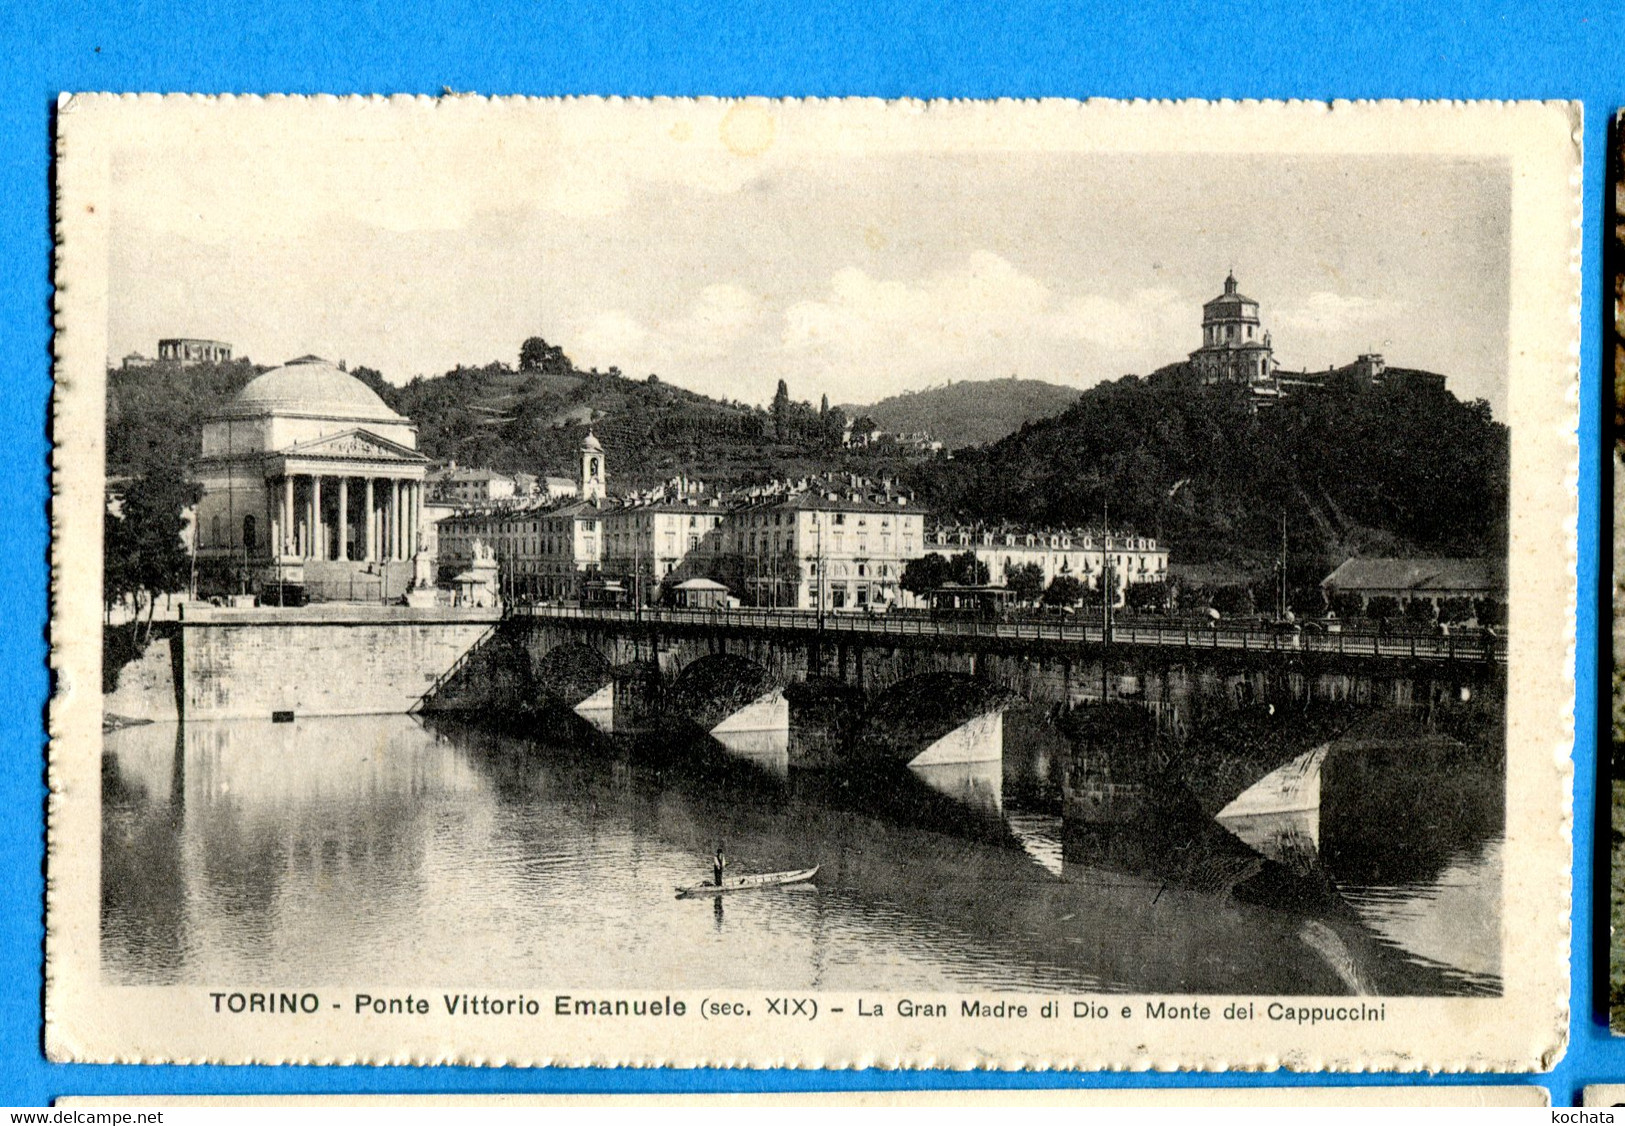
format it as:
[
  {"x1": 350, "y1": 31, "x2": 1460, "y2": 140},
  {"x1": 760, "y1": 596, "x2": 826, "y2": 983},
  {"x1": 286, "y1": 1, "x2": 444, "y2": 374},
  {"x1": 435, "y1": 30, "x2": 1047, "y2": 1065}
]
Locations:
[
  {"x1": 666, "y1": 652, "x2": 782, "y2": 735},
  {"x1": 863, "y1": 671, "x2": 1014, "y2": 764},
  {"x1": 532, "y1": 642, "x2": 616, "y2": 709}
]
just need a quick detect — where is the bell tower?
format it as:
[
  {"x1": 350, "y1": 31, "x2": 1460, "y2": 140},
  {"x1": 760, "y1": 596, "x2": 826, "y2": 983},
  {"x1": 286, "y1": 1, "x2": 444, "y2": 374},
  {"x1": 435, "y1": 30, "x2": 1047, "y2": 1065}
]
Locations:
[{"x1": 579, "y1": 431, "x2": 605, "y2": 502}]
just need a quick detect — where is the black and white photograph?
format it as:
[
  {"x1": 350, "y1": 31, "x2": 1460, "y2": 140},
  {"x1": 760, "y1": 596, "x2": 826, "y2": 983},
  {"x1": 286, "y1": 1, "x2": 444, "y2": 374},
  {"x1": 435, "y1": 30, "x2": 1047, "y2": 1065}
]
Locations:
[{"x1": 48, "y1": 97, "x2": 1576, "y2": 1069}]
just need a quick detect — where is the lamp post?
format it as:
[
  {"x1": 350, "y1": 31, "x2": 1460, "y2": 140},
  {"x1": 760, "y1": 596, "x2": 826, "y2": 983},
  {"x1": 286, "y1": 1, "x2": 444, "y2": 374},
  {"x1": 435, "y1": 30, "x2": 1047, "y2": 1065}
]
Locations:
[{"x1": 816, "y1": 514, "x2": 825, "y2": 633}]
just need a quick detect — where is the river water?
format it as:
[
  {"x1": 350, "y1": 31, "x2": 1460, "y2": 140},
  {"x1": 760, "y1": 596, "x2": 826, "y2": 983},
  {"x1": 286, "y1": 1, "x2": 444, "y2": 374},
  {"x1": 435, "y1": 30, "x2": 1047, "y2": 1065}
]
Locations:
[{"x1": 101, "y1": 711, "x2": 1502, "y2": 996}]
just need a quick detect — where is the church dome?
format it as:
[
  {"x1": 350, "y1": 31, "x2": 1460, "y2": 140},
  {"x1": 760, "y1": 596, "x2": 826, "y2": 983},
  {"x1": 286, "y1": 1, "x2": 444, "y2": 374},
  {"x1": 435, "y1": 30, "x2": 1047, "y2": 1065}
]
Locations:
[
  {"x1": 580, "y1": 430, "x2": 603, "y2": 452},
  {"x1": 223, "y1": 356, "x2": 401, "y2": 421}
]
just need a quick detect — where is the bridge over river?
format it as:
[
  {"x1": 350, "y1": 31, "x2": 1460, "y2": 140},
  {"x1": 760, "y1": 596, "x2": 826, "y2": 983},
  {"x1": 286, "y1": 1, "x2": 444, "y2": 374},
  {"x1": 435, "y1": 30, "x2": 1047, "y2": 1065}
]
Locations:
[
  {"x1": 126, "y1": 601, "x2": 1507, "y2": 996},
  {"x1": 418, "y1": 603, "x2": 1506, "y2": 829},
  {"x1": 506, "y1": 604, "x2": 1507, "y2": 665}
]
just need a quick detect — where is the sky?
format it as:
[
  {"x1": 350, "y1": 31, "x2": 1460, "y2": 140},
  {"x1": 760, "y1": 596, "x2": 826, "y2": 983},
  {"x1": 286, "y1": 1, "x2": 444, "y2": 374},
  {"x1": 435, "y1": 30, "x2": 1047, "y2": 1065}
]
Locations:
[{"x1": 106, "y1": 105, "x2": 1512, "y2": 415}]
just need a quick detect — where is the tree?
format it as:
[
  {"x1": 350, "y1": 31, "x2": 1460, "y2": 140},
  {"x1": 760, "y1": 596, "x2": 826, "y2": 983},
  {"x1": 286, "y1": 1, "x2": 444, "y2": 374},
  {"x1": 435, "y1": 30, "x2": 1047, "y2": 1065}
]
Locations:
[
  {"x1": 823, "y1": 404, "x2": 848, "y2": 450},
  {"x1": 1330, "y1": 591, "x2": 1365, "y2": 620},
  {"x1": 1404, "y1": 597, "x2": 1438, "y2": 626},
  {"x1": 1436, "y1": 597, "x2": 1474, "y2": 624},
  {"x1": 1042, "y1": 574, "x2": 1085, "y2": 607},
  {"x1": 1124, "y1": 579, "x2": 1169, "y2": 613},
  {"x1": 947, "y1": 550, "x2": 990, "y2": 586},
  {"x1": 1209, "y1": 584, "x2": 1254, "y2": 617},
  {"x1": 519, "y1": 336, "x2": 572, "y2": 375},
  {"x1": 900, "y1": 554, "x2": 950, "y2": 597},
  {"x1": 771, "y1": 379, "x2": 792, "y2": 441},
  {"x1": 1004, "y1": 561, "x2": 1046, "y2": 603},
  {"x1": 103, "y1": 510, "x2": 137, "y2": 622},
  {"x1": 107, "y1": 473, "x2": 202, "y2": 643},
  {"x1": 1473, "y1": 597, "x2": 1506, "y2": 626},
  {"x1": 1366, "y1": 595, "x2": 1402, "y2": 621}
]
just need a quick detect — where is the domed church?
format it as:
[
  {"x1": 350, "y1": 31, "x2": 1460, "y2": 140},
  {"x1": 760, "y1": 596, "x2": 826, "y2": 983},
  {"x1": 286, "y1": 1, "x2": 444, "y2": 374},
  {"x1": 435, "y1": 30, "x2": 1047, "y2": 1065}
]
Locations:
[
  {"x1": 1188, "y1": 272, "x2": 1277, "y2": 386},
  {"x1": 194, "y1": 355, "x2": 430, "y2": 601}
]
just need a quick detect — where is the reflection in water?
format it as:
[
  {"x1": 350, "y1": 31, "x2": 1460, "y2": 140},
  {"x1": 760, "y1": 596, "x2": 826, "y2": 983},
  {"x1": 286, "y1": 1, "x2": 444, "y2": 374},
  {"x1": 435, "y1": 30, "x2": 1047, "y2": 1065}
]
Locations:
[
  {"x1": 909, "y1": 760, "x2": 1003, "y2": 813},
  {"x1": 1218, "y1": 810, "x2": 1322, "y2": 874},
  {"x1": 102, "y1": 706, "x2": 1502, "y2": 995}
]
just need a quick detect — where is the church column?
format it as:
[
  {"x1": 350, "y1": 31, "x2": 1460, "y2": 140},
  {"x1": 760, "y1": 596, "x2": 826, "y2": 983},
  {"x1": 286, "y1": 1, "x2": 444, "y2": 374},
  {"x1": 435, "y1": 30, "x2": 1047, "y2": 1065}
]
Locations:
[
  {"x1": 390, "y1": 480, "x2": 401, "y2": 560},
  {"x1": 337, "y1": 477, "x2": 349, "y2": 562},
  {"x1": 283, "y1": 475, "x2": 295, "y2": 556},
  {"x1": 311, "y1": 474, "x2": 324, "y2": 560},
  {"x1": 408, "y1": 482, "x2": 417, "y2": 557},
  {"x1": 364, "y1": 478, "x2": 376, "y2": 562},
  {"x1": 407, "y1": 481, "x2": 418, "y2": 557}
]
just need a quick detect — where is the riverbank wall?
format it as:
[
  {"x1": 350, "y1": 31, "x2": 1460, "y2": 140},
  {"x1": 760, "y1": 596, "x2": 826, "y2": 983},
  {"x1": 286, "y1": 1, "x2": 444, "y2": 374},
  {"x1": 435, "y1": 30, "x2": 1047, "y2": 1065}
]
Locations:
[{"x1": 104, "y1": 604, "x2": 503, "y2": 722}]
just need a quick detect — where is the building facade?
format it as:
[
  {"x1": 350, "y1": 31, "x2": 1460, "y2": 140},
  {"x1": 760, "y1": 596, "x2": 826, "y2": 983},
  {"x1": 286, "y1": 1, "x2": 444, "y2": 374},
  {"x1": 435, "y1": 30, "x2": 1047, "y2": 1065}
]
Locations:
[
  {"x1": 1319, "y1": 557, "x2": 1506, "y2": 618},
  {"x1": 723, "y1": 491, "x2": 926, "y2": 611},
  {"x1": 600, "y1": 498, "x2": 729, "y2": 602},
  {"x1": 924, "y1": 525, "x2": 1169, "y2": 604},
  {"x1": 429, "y1": 466, "x2": 518, "y2": 505},
  {"x1": 193, "y1": 355, "x2": 428, "y2": 601}
]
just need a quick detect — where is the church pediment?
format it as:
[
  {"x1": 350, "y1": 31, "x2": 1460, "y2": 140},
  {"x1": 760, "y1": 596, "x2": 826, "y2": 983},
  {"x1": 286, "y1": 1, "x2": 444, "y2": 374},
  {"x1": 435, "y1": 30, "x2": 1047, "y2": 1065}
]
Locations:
[{"x1": 278, "y1": 429, "x2": 428, "y2": 463}]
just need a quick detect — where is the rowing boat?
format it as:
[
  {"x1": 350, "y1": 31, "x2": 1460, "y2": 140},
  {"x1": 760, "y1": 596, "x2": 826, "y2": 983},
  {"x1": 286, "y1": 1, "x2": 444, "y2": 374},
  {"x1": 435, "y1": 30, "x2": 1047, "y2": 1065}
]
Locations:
[{"x1": 675, "y1": 866, "x2": 819, "y2": 898}]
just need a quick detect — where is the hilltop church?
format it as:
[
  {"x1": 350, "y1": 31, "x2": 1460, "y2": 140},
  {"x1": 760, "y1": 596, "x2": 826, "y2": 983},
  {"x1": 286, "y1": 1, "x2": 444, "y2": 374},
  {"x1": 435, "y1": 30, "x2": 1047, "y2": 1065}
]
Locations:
[{"x1": 1186, "y1": 272, "x2": 1442, "y2": 406}]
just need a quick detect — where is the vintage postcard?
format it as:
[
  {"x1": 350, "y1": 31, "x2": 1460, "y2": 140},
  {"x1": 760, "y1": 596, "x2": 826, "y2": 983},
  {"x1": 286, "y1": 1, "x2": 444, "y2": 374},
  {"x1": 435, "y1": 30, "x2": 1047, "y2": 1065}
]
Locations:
[{"x1": 49, "y1": 96, "x2": 1578, "y2": 1069}]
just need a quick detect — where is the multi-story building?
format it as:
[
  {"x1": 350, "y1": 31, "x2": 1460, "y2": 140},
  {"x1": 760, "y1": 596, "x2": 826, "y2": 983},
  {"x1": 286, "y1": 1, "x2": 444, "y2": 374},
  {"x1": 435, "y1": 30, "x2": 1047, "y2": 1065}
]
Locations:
[
  {"x1": 600, "y1": 497, "x2": 729, "y2": 601},
  {"x1": 924, "y1": 524, "x2": 1169, "y2": 603},
  {"x1": 436, "y1": 446, "x2": 922, "y2": 612},
  {"x1": 722, "y1": 487, "x2": 927, "y2": 611},
  {"x1": 436, "y1": 433, "x2": 609, "y2": 599},
  {"x1": 428, "y1": 465, "x2": 518, "y2": 505}
]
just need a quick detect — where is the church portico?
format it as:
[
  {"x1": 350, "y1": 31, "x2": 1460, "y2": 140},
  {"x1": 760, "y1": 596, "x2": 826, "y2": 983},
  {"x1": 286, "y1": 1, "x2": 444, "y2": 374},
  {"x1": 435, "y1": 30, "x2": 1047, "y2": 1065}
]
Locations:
[
  {"x1": 195, "y1": 357, "x2": 430, "y2": 601},
  {"x1": 268, "y1": 466, "x2": 422, "y2": 564}
]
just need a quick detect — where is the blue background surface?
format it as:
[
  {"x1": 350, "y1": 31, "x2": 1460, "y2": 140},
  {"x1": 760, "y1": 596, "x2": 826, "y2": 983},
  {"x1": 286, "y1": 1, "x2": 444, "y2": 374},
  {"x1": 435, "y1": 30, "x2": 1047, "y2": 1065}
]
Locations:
[{"x1": 1, "y1": 0, "x2": 1614, "y2": 1105}]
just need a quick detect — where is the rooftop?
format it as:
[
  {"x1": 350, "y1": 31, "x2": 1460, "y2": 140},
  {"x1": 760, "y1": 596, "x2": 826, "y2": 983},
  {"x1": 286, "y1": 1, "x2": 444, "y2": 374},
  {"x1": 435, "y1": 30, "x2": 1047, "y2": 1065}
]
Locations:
[
  {"x1": 219, "y1": 356, "x2": 402, "y2": 423},
  {"x1": 1320, "y1": 557, "x2": 1506, "y2": 593}
]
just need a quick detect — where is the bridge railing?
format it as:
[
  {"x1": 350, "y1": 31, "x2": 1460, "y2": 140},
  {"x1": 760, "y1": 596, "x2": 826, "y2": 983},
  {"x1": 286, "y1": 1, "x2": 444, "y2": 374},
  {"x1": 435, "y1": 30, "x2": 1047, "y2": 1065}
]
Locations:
[{"x1": 512, "y1": 604, "x2": 1507, "y2": 664}]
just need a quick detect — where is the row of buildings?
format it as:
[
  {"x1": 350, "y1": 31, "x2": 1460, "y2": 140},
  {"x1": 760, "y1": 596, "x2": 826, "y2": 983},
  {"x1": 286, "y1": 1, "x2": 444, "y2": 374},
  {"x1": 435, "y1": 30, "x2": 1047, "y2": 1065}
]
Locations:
[
  {"x1": 435, "y1": 435, "x2": 1170, "y2": 610},
  {"x1": 186, "y1": 351, "x2": 1167, "y2": 608}
]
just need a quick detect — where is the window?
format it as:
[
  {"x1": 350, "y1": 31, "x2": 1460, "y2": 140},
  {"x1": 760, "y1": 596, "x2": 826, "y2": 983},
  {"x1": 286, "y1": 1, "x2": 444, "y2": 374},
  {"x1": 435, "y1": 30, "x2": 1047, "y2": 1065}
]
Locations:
[
  {"x1": 211, "y1": 515, "x2": 222, "y2": 546},
  {"x1": 242, "y1": 515, "x2": 256, "y2": 550},
  {"x1": 833, "y1": 513, "x2": 846, "y2": 525}
]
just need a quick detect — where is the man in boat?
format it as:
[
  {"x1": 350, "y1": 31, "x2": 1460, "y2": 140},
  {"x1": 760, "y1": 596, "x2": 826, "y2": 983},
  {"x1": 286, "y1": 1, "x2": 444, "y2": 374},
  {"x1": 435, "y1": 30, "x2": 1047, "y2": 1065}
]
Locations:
[{"x1": 713, "y1": 844, "x2": 727, "y2": 888}]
